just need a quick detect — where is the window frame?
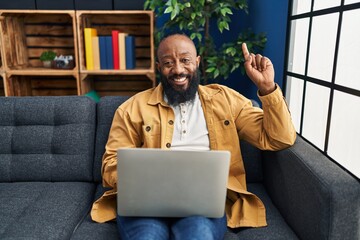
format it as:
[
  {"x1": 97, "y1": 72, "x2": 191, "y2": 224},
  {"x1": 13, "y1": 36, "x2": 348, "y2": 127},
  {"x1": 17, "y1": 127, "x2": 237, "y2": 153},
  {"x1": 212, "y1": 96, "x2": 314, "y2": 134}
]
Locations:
[{"x1": 283, "y1": 0, "x2": 360, "y2": 179}]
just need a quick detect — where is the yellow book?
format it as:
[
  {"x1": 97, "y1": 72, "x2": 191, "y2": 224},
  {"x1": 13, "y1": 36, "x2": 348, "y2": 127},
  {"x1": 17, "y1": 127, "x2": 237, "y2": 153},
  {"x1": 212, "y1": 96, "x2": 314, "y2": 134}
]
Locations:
[
  {"x1": 118, "y1": 32, "x2": 128, "y2": 70},
  {"x1": 84, "y1": 28, "x2": 97, "y2": 70},
  {"x1": 92, "y1": 36, "x2": 100, "y2": 70}
]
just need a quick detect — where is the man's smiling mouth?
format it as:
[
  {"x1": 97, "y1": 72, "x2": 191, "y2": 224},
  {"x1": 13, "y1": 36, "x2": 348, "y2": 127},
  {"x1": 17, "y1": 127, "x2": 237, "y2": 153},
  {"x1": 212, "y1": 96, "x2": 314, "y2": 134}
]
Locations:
[{"x1": 173, "y1": 76, "x2": 187, "y2": 82}]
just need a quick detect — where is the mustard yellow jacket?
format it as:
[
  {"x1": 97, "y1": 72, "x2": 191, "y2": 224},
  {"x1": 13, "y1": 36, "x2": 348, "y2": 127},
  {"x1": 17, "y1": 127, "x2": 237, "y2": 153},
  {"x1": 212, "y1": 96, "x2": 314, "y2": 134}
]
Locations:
[{"x1": 91, "y1": 83, "x2": 296, "y2": 228}]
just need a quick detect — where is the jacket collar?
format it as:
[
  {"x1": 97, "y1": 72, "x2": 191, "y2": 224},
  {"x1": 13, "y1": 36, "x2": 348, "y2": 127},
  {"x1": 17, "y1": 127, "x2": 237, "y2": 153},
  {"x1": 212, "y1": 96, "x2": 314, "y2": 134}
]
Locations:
[{"x1": 147, "y1": 83, "x2": 167, "y2": 106}]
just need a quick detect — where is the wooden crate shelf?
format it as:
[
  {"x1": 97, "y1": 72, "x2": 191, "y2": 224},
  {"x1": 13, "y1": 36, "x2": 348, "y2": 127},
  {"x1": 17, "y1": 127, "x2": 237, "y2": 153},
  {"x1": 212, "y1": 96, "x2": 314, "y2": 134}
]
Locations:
[
  {"x1": 4, "y1": 74, "x2": 79, "y2": 96},
  {"x1": 76, "y1": 10, "x2": 155, "y2": 85},
  {"x1": 0, "y1": 10, "x2": 78, "y2": 72},
  {"x1": 80, "y1": 74, "x2": 153, "y2": 97},
  {"x1": 0, "y1": 10, "x2": 155, "y2": 97},
  {"x1": 6, "y1": 68, "x2": 78, "y2": 76}
]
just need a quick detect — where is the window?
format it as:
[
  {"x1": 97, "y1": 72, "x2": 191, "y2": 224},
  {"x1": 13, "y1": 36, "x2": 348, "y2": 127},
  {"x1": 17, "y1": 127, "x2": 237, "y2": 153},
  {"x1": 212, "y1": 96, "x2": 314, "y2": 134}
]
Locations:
[{"x1": 285, "y1": 0, "x2": 360, "y2": 178}]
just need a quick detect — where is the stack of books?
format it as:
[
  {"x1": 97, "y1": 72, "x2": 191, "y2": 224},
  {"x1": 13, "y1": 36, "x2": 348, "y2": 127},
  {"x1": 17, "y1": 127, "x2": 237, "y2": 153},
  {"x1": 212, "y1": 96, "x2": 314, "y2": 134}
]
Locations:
[{"x1": 84, "y1": 28, "x2": 136, "y2": 70}]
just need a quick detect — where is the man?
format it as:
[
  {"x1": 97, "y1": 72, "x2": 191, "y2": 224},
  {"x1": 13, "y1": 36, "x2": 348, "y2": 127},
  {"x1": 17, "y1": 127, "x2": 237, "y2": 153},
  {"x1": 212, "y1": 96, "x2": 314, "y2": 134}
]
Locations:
[{"x1": 91, "y1": 33, "x2": 296, "y2": 240}]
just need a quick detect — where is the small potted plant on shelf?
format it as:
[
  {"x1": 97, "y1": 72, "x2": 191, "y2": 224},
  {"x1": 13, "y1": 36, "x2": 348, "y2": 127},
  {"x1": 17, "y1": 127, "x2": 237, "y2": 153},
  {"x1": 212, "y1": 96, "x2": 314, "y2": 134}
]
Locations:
[{"x1": 39, "y1": 50, "x2": 56, "y2": 68}]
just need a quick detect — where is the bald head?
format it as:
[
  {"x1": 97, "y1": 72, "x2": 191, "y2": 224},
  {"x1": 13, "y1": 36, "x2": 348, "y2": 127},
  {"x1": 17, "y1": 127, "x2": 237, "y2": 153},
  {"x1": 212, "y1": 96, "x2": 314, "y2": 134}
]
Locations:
[{"x1": 157, "y1": 34, "x2": 198, "y2": 62}]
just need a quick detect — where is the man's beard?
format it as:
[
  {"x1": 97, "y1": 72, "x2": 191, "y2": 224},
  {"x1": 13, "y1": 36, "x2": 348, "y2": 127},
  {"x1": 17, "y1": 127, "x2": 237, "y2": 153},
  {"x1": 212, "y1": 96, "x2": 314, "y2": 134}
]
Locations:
[{"x1": 160, "y1": 69, "x2": 201, "y2": 106}]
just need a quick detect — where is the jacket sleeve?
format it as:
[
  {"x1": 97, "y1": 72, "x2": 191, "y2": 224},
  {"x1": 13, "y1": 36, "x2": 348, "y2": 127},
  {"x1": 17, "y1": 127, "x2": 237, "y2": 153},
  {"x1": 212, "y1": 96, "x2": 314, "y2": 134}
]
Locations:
[
  {"x1": 236, "y1": 84, "x2": 296, "y2": 151},
  {"x1": 101, "y1": 107, "x2": 140, "y2": 188}
]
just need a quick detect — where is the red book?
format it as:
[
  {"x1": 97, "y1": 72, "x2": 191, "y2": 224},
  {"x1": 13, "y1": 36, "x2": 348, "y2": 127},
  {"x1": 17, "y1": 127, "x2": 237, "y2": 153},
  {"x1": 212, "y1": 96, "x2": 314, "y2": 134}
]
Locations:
[{"x1": 111, "y1": 30, "x2": 120, "y2": 69}]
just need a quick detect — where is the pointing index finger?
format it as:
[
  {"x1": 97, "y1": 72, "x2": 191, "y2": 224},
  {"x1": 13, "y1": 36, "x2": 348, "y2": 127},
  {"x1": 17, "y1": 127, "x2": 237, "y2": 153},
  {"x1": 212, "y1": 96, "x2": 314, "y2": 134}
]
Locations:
[{"x1": 242, "y1": 42, "x2": 250, "y2": 60}]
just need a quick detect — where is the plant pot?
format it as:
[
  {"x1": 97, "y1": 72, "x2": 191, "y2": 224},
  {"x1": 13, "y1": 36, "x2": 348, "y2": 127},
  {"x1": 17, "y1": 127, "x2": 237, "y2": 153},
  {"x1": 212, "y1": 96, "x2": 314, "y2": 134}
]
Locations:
[{"x1": 42, "y1": 60, "x2": 52, "y2": 68}]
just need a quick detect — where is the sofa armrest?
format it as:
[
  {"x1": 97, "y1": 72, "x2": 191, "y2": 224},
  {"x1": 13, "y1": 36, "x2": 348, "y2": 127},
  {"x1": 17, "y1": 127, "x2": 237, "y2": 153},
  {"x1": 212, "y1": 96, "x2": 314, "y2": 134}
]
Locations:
[{"x1": 262, "y1": 136, "x2": 360, "y2": 240}]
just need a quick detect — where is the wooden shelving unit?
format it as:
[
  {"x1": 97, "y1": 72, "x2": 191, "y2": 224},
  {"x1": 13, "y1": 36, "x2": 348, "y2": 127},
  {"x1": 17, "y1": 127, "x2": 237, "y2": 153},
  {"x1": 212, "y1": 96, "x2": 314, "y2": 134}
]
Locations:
[
  {"x1": 0, "y1": 10, "x2": 79, "y2": 96},
  {"x1": 76, "y1": 10, "x2": 155, "y2": 96},
  {"x1": 0, "y1": 10, "x2": 155, "y2": 97}
]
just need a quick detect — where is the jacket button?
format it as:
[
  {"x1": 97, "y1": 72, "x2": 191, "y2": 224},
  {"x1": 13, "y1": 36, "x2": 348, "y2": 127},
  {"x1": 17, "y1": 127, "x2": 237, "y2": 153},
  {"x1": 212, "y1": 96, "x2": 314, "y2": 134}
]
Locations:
[
  {"x1": 168, "y1": 120, "x2": 174, "y2": 125},
  {"x1": 166, "y1": 143, "x2": 171, "y2": 148},
  {"x1": 224, "y1": 120, "x2": 230, "y2": 126},
  {"x1": 145, "y1": 126, "x2": 151, "y2": 132}
]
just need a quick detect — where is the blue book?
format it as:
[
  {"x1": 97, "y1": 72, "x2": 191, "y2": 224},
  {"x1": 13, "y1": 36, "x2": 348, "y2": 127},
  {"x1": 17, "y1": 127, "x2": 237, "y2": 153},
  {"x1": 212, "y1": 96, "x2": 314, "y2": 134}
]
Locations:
[
  {"x1": 98, "y1": 36, "x2": 107, "y2": 69},
  {"x1": 105, "y1": 36, "x2": 114, "y2": 69},
  {"x1": 125, "y1": 35, "x2": 136, "y2": 69}
]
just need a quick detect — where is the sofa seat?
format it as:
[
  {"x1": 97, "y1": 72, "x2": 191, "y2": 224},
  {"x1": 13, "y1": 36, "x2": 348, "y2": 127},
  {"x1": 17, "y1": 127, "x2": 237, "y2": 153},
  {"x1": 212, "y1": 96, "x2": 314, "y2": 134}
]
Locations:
[
  {"x1": 0, "y1": 182, "x2": 95, "y2": 239},
  {"x1": 71, "y1": 184, "x2": 299, "y2": 240},
  {"x1": 71, "y1": 184, "x2": 118, "y2": 240}
]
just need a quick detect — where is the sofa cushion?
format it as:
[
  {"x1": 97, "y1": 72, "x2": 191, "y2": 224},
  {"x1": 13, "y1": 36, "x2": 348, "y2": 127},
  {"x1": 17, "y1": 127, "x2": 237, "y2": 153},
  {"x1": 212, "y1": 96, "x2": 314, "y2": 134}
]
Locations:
[
  {"x1": 0, "y1": 96, "x2": 96, "y2": 182},
  {"x1": 71, "y1": 213, "x2": 118, "y2": 240},
  {"x1": 0, "y1": 182, "x2": 95, "y2": 239},
  {"x1": 71, "y1": 184, "x2": 118, "y2": 240},
  {"x1": 94, "y1": 96, "x2": 129, "y2": 183}
]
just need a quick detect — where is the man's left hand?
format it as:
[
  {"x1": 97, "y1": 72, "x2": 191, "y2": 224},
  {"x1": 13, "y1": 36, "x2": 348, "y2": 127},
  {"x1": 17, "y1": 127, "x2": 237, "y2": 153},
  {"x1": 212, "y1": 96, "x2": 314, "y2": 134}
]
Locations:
[{"x1": 242, "y1": 43, "x2": 276, "y2": 96}]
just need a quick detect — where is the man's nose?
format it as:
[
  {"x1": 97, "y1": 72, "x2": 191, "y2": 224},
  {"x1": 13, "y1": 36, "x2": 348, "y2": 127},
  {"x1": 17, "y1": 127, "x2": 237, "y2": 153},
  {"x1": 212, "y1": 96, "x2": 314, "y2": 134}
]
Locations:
[{"x1": 172, "y1": 61, "x2": 184, "y2": 74}]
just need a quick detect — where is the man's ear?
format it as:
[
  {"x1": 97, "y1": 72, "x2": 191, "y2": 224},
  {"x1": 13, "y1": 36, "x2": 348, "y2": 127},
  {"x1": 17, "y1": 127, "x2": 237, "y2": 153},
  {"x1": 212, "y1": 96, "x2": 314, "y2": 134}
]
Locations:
[
  {"x1": 196, "y1": 56, "x2": 201, "y2": 67},
  {"x1": 156, "y1": 61, "x2": 161, "y2": 72}
]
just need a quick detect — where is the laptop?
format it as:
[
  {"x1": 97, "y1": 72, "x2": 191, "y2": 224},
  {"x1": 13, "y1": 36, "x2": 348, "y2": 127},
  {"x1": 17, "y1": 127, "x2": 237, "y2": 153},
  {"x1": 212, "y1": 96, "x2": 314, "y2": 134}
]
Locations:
[{"x1": 116, "y1": 148, "x2": 230, "y2": 218}]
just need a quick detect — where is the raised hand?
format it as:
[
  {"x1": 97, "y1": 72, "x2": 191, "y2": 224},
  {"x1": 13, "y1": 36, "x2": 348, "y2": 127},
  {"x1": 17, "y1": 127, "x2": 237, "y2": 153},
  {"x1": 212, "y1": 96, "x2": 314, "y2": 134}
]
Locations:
[{"x1": 242, "y1": 43, "x2": 276, "y2": 96}]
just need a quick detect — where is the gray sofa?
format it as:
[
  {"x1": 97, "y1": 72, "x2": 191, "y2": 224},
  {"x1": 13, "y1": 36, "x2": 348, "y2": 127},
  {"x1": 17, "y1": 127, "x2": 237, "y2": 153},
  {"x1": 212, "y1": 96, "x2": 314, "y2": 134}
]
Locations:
[{"x1": 0, "y1": 95, "x2": 359, "y2": 240}]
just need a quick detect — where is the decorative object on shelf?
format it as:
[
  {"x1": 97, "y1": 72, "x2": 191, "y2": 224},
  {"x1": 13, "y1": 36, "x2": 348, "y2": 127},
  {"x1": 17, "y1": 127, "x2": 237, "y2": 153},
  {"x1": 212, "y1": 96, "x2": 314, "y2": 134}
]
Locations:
[
  {"x1": 52, "y1": 55, "x2": 75, "y2": 69},
  {"x1": 145, "y1": 0, "x2": 267, "y2": 84},
  {"x1": 84, "y1": 89, "x2": 101, "y2": 102},
  {"x1": 39, "y1": 50, "x2": 56, "y2": 68}
]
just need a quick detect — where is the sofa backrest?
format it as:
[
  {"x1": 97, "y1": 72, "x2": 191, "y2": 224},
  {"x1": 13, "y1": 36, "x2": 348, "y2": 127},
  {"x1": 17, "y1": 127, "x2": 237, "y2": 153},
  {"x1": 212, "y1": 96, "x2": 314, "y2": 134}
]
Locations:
[
  {"x1": 94, "y1": 96, "x2": 129, "y2": 183},
  {"x1": 0, "y1": 96, "x2": 96, "y2": 182}
]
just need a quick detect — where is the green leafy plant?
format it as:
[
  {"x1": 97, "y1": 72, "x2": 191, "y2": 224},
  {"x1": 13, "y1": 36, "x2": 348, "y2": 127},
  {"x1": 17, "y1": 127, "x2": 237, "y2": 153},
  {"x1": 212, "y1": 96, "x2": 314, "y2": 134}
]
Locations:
[
  {"x1": 39, "y1": 50, "x2": 56, "y2": 62},
  {"x1": 145, "y1": 0, "x2": 267, "y2": 84}
]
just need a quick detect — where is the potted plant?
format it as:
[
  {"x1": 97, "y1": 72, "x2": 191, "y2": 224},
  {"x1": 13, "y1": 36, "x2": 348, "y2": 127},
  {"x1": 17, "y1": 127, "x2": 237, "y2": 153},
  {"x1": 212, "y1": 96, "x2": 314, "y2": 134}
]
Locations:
[
  {"x1": 145, "y1": 0, "x2": 267, "y2": 84},
  {"x1": 39, "y1": 50, "x2": 57, "y2": 68}
]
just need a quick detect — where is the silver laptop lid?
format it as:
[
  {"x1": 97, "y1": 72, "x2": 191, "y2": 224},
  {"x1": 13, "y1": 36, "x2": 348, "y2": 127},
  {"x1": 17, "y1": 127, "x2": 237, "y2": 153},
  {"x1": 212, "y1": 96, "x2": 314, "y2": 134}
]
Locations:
[{"x1": 116, "y1": 148, "x2": 230, "y2": 218}]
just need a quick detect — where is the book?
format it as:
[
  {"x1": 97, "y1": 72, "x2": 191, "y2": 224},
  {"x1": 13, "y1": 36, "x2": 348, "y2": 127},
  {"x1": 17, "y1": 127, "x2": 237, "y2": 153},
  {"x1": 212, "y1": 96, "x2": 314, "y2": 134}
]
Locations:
[
  {"x1": 92, "y1": 36, "x2": 100, "y2": 70},
  {"x1": 105, "y1": 36, "x2": 114, "y2": 69},
  {"x1": 98, "y1": 36, "x2": 107, "y2": 69},
  {"x1": 125, "y1": 35, "x2": 136, "y2": 69},
  {"x1": 84, "y1": 28, "x2": 97, "y2": 70},
  {"x1": 112, "y1": 30, "x2": 119, "y2": 69},
  {"x1": 118, "y1": 32, "x2": 128, "y2": 70}
]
